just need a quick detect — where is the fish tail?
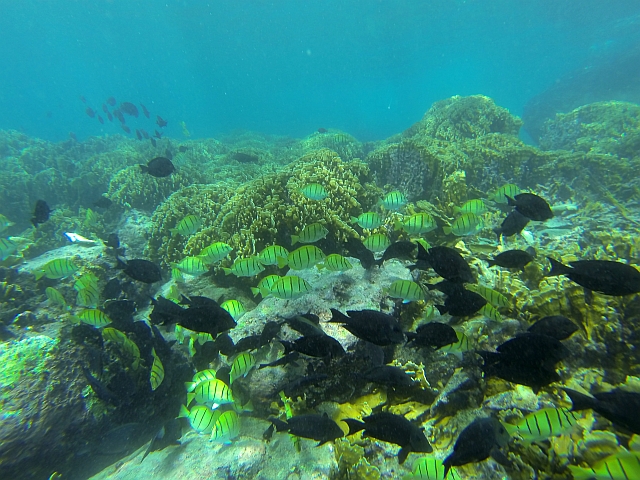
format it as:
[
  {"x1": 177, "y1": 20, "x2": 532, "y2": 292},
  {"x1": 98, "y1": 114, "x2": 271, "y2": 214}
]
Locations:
[
  {"x1": 222, "y1": 268, "x2": 232, "y2": 276},
  {"x1": 268, "y1": 417, "x2": 289, "y2": 432},
  {"x1": 34, "y1": 270, "x2": 45, "y2": 281},
  {"x1": 435, "y1": 304, "x2": 448, "y2": 315},
  {"x1": 291, "y1": 235, "x2": 299, "y2": 246},
  {"x1": 486, "y1": 259, "x2": 496, "y2": 267},
  {"x1": 493, "y1": 227, "x2": 503, "y2": 239},
  {"x1": 526, "y1": 246, "x2": 537, "y2": 258},
  {"x1": 505, "y1": 195, "x2": 517, "y2": 206},
  {"x1": 562, "y1": 388, "x2": 597, "y2": 412},
  {"x1": 546, "y1": 257, "x2": 571, "y2": 277},
  {"x1": 343, "y1": 418, "x2": 365, "y2": 436},
  {"x1": 139, "y1": 165, "x2": 148, "y2": 173},
  {"x1": 328, "y1": 308, "x2": 349, "y2": 324},
  {"x1": 443, "y1": 226, "x2": 452, "y2": 235},
  {"x1": 177, "y1": 405, "x2": 190, "y2": 418},
  {"x1": 398, "y1": 447, "x2": 410, "y2": 465}
]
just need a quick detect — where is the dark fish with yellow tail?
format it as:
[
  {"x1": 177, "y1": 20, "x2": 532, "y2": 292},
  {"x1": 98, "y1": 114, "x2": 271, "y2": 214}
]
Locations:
[
  {"x1": 375, "y1": 240, "x2": 416, "y2": 266},
  {"x1": 546, "y1": 257, "x2": 640, "y2": 296},
  {"x1": 344, "y1": 412, "x2": 432, "y2": 464},
  {"x1": 563, "y1": 388, "x2": 640, "y2": 434},
  {"x1": 406, "y1": 322, "x2": 459, "y2": 349}
]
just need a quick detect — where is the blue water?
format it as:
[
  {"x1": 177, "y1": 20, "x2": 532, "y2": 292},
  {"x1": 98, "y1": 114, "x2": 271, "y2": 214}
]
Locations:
[{"x1": 1, "y1": 0, "x2": 639, "y2": 142}]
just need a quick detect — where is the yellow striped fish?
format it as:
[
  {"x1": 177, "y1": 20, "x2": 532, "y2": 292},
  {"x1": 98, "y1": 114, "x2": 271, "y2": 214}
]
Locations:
[
  {"x1": 150, "y1": 348, "x2": 164, "y2": 391},
  {"x1": 187, "y1": 379, "x2": 234, "y2": 407},
  {"x1": 503, "y1": 407, "x2": 579, "y2": 443},
  {"x1": 269, "y1": 275, "x2": 312, "y2": 300},
  {"x1": 45, "y1": 287, "x2": 69, "y2": 310},
  {"x1": 220, "y1": 299, "x2": 245, "y2": 320},
  {"x1": 479, "y1": 303, "x2": 502, "y2": 322},
  {"x1": 403, "y1": 456, "x2": 461, "y2": 480},
  {"x1": 222, "y1": 256, "x2": 265, "y2": 277},
  {"x1": 102, "y1": 327, "x2": 141, "y2": 369},
  {"x1": 569, "y1": 450, "x2": 640, "y2": 480},
  {"x1": 170, "y1": 214, "x2": 202, "y2": 236},
  {"x1": 466, "y1": 284, "x2": 509, "y2": 308},
  {"x1": 380, "y1": 191, "x2": 407, "y2": 210},
  {"x1": 492, "y1": 184, "x2": 522, "y2": 204},
  {"x1": 443, "y1": 213, "x2": 484, "y2": 236},
  {"x1": 454, "y1": 199, "x2": 487, "y2": 215},
  {"x1": 76, "y1": 286, "x2": 100, "y2": 308},
  {"x1": 291, "y1": 222, "x2": 329, "y2": 246},
  {"x1": 251, "y1": 274, "x2": 281, "y2": 298},
  {"x1": 173, "y1": 256, "x2": 208, "y2": 276},
  {"x1": 84, "y1": 208, "x2": 98, "y2": 227},
  {"x1": 395, "y1": 213, "x2": 437, "y2": 235},
  {"x1": 0, "y1": 237, "x2": 18, "y2": 260},
  {"x1": 35, "y1": 258, "x2": 79, "y2": 280},
  {"x1": 258, "y1": 245, "x2": 289, "y2": 266},
  {"x1": 73, "y1": 273, "x2": 99, "y2": 292},
  {"x1": 185, "y1": 369, "x2": 218, "y2": 392},
  {"x1": 198, "y1": 242, "x2": 233, "y2": 264},
  {"x1": 178, "y1": 404, "x2": 220, "y2": 434},
  {"x1": 0, "y1": 214, "x2": 15, "y2": 233},
  {"x1": 229, "y1": 352, "x2": 256, "y2": 384},
  {"x1": 75, "y1": 309, "x2": 111, "y2": 327},
  {"x1": 171, "y1": 267, "x2": 184, "y2": 282},
  {"x1": 351, "y1": 212, "x2": 383, "y2": 229},
  {"x1": 210, "y1": 410, "x2": 240, "y2": 443},
  {"x1": 280, "y1": 245, "x2": 325, "y2": 270},
  {"x1": 386, "y1": 280, "x2": 426, "y2": 303},
  {"x1": 189, "y1": 333, "x2": 214, "y2": 356},
  {"x1": 317, "y1": 254, "x2": 353, "y2": 272},
  {"x1": 440, "y1": 330, "x2": 472, "y2": 360},
  {"x1": 363, "y1": 233, "x2": 391, "y2": 253},
  {"x1": 300, "y1": 183, "x2": 328, "y2": 201}
]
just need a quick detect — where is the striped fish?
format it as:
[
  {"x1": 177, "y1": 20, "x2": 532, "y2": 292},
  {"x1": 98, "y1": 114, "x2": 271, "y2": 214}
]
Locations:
[
  {"x1": 73, "y1": 273, "x2": 99, "y2": 292},
  {"x1": 251, "y1": 274, "x2": 281, "y2": 298},
  {"x1": 291, "y1": 223, "x2": 329, "y2": 246},
  {"x1": 220, "y1": 299, "x2": 246, "y2": 320},
  {"x1": 222, "y1": 256, "x2": 265, "y2": 277},
  {"x1": 187, "y1": 379, "x2": 234, "y2": 407},
  {"x1": 404, "y1": 456, "x2": 461, "y2": 480},
  {"x1": 363, "y1": 233, "x2": 391, "y2": 253},
  {"x1": 492, "y1": 184, "x2": 522, "y2": 204},
  {"x1": 189, "y1": 333, "x2": 214, "y2": 356},
  {"x1": 0, "y1": 237, "x2": 18, "y2": 260},
  {"x1": 76, "y1": 286, "x2": 100, "y2": 308},
  {"x1": 443, "y1": 213, "x2": 484, "y2": 236},
  {"x1": 171, "y1": 267, "x2": 184, "y2": 282},
  {"x1": 75, "y1": 309, "x2": 111, "y2": 327},
  {"x1": 317, "y1": 254, "x2": 353, "y2": 272},
  {"x1": 229, "y1": 352, "x2": 256, "y2": 384},
  {"x1": 387, "y1": 280, "x2": 426, "y2": 303},
  {"x1": 150, "y1": 348, "x2": 165, "y2": 391},
  {"x1": 269, "y1": 275, "x2": 312, "y2": 300},
  {"x1": 258, "y1": 245, "x2": 289, "y2": 266},
  {"x1": 102, "y1": 327, "x2": 141, "y2": 369},
  {"x1": 210, "y1": 410, "x2": 240, "y2": 443},
  {"x1": 84, "y1": 208, "x2": 98, "y2": 227},
  {"x1": 35, "y1": 258, "x2": 79, "y2": 280},
  {"x1": 45, "y1": 287, "x2": 69, "y2": 310},
  {"x1": 504, "y1": 407, "x2": 580, "y2": 443},
  {"x1": 440, "y1": 330, "x2": 472, "y2": 360},
  {"x1": 466, "y1": 284, "x2": 509, "y2": 308},
  {"x1": 198, "y1": 242, "x2": 233, "y2": 264},
  {"x1": 170, "y1": 214, "x2": 202, "y2": 236},
  {"x1": 454, "y1": 199, "x2": 487, "y2": 215},
  {"x1": 568, "y1": 450, "x2": 640, "y2": 480},
  {"x1": 185, "y1": 369, "x2": 218, "y2": 392},
  {"x1": 173, "y1": 256, "x2": 208, "y2": 276},
  {"x1": 178, "y1": 404, "x2": 220, "y2": 435},
  {"x1": 0, "y1": 214, "x2": 15, "y2": 233},
  {"x1": 351, "y1": 212, "x2": 383, "y2": 229},
  {"x1": 395, "y1": 213, "x2": 437, "y2": 235},
  {"x1": 280, "y1": 245, "x2": 325, "y2": 270},
  {"x1": 479, "y1": 303, "x2": 502, "y2": 322},
  {"x1": 300, "y1": 183, "x2": 328, "y2": 201},
  {"x1": 380, "y1": 191, "x2": 407, "y2": 210}
]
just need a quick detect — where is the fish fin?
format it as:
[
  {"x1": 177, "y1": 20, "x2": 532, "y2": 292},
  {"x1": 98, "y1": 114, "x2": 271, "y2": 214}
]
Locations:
[
  {"x1": 186, "y1": 393, "x2": 195, "y2": 405},
  {"x1": 443, "y1": 226, "x2": 452, "y2": 235},
  {"x1": 291, "y1": 235, "x2": 298, "y2": 246},
  {"x1": 505, "y1": 195, "x2": 517, "y2": 206},
  {"x1": 562, "y1": 388, "x2": 597, "y2": 412},
  {"x1": 34, "y1": 270, "x2": 45, "y2": 281},
  {"x1": 315, "y1": 263, "x2": 325, "y2": 270},
  {"x1": 184, "y1": 382, "x2": 195, "y2": 392},
  {"x1": 343, "y1": 418, "x2": 365, "y2": 436},
  {"x1": 139, "y1": 165, "x2": 148, "y2": 173},
  {"x1": 268, "y1": 417, "x2": 289, "y2": 432},
  {"x1": 222, "y1": 268, "x2": 232, "y2": 276},
  {"x1": 328, "y1": 308, "x2": 349, "y2": 324},
  {"x1": 486, "y1": 258, "x2": 496, "y2": 267},
  {"x1": 393, "y1": 220, "x2": 402, "y2": 231},
  {"x1": 177, "y1": 405, "x2": 189, "y2": 418},
  {"x1": 250, "y1": 287, "x2": 260, "y2": 297},
  {"x1": 435, "y1": 304, "x2": 448, "y2": 315},
  {"x1": 397, "y1": 447, "x2": 410, "y2": 464},
  {"x1": 276, "y1": 256, "x2": 288, "y2": 269},
  {"x1": 546, "y1": 257, "x2": 571, "y2": 277}
]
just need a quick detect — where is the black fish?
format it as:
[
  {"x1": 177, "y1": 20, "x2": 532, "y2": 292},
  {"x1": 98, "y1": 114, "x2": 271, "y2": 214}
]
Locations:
[
  {"x1": 546, "y1": 257, "x2": 640, "y2": 296},
  {"x1": 121, "y1": 124, "x2": 131, "y2": 134},
  {"x1": 140, "y1": 129, "x2": 149, "y2": 139},
  {"x1": 496, "y1": 333, "x2": 569, "y2": 367},
  {"x1": 97, "y1": 115, "x2": 104, "y2": 124},
  {"x1": 150, "y1": 137, "x2": 157, "y2": 147},
  {"x1": 362, "y1": 365, "x2": 414, "y2": 388},
  {"x1": 318, "y1": 128, "x2": 328, "y2": 133},
  {"x1": 406, "y1": 322, "x2": 459, "y2": 349},
  {"x1": 135, "y1": 129, "x2": 142, "y2": 140},
  {"x1": 85, "y1": 106, "x2": 95, "y2": 118},
  {"x1": 345, "y1": 237, "x2": 376, "y2": 270},
  {"x1": 411, "y1": 244, "x2": 475, "y2": 284},
  {"x1": 233, "y1": 152, "x2": 259, "y2": 163},
  {"x1": 154, "y1": 129, "x2": 163, "y2": 139},
  {"x1": 443, "y1": 417, "x2": 510, "y2": 476},
  {"x1": 140, "y1": 103, "x2": 150, "y2": 118},
  {"x1": 31, "y1": 199, "x2": 52, "y2": 227},
  {"x1": 435, "y1": 288, "x2": 486, "y2": 317},
  {"x1": 120, "y1": 102, "x2": 139, "y2": 117},
  {"x1": 563, "y1": 388, "x2": 640, "y2": 434},
  {"x1": 140, "y1": 157, "x2": 175, "y2": 178},
  {"x1": 178, "y1": 145, "x2": 188, "y2": 153},
  {"x1": 375, "y1": 241, "x2": 416, "y2": 266},
  {"x1": 164, "y1": 148, "x2": 173, "y2": 160},
  {"x1": 259, "y1": 351, "x2": 300, "y2": 369},
  {"x1": 283, "y1": 313, "x2": 325, "y2": 337},
  {"x1": 260, "y1": 321, "x2": 281, "y2": 346},
  {"x1": 141, "y1": 419, "x2": 181, "y2": 462},
  {"x1": 106, "y1": 111, "x2": 113, "y2": 122},
  {"x1": 156, "y1": 115, "x2": 168, "y2": 127},
  {"x1": 329, "y1": 309, "x2": 405, "y2": 346},
  {"x1": 487, "y1": 247, "x2": 535, "y2": 270},
  {"x1": 102, "y1": 104, "x2": 109, "y2": 114},
  {"x1": 281, "y1": 334, "x2": 345, "y2": 359},
  {"x1": 528, "y1": 315, "x2": 578, "y2": 341},
  {"x1": 106, "y1": 233, "x2": 120, "y2": 249},
  {"x1": 116, "y1": 258, "x2": 162, "y2": 284},
  {"x1": 102, "y1": 300, "x2": 137, "y2": 329},
  {"x1": 102, "y1": 278, "x2": 122, "y2": 300},
  {"x1": 270, "y1": 413, "x2": 343, "y2": 445},
  {"x1": 106, "y1": 96, "x2": 116, "y2": 106},
  {"x1": 233, "y1": 335, "x2": 262, "y2": 353},
  {"x1": 82, "y1": 366, "x2": 120, "y2": 404},
  {"x1": 281, "y1": 373, "x2": 330, "y2": 398},
  {"x1": 494, "y1": 210, "x2": 530, "y2": 238},
  {"x1": 113, "y1": 109, "x2": 125, "y2": 124},
  {"x1": 174, "y1": 295, "x2": 237, "y2": 336},
  {"x1": 506, "y1": 193, "x2": 553, "y2": 221},
  {"x1": 344, "y1": 412, "x2": 432, "y2": 464},
  {"x1": 480, "y1": 352, "x2": 561, "y2": 393},
  {"x1": 93, "y1": 196, "x2": 112, "y2": 209}
]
